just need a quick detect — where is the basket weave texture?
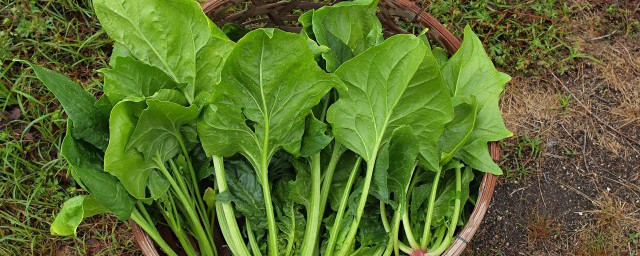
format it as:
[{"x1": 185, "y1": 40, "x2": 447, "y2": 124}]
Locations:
[{"x1": 132, "y1": 1, "x2": 501, "y2": 255}]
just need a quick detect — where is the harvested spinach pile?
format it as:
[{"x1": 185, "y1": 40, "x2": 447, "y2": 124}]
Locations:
[{"x1": 23, "y1": 0, "x2": 511, "y2": 255}]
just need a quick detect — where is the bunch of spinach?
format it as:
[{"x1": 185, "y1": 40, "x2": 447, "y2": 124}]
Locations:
[{"x1": 23, "y1": 0, "x2": 510, "y2": 255}]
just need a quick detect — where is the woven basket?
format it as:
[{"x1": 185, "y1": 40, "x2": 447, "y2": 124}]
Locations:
[{"x1": 131, "y1": 0, "x2": 501, "y2": 255}]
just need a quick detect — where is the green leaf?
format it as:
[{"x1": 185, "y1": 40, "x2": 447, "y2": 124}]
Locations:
[
  {"x1": 224, "y1": 158, "x2": 267, "y2": 229},
  {"x1": 94, "y1": 0, "x2": 227, "y2": 103},
  {"x1": 101, "y1": 56, "x2": 178, "y2": 105},
  {"x1": 194, "y1": 36, "x2": 235, "y2": 105},
  {"x1": 432, "y1": 47, "x2": 449, "y2": 69},
  {"x1": 148, "y1": 170, "x2": 170, "y2": 199},
  {"x1": 287, "y1": 159, "x2": 312, "y2": 207},
  {"x1": 109, "y1": 42, "x2": 131, "y2": 67},
  {"x1": 277, "y1": 204, "x2": 306, "y2": 256},
  {"x1": 311, "y1": 0, "x2": 383, "y2": 71},
  {"x1": 439, "y1": 97, "x2": 478, "y2": 163},
  {"x1": 328, "y1": 152, "x2": 360, "y2": 211},
  {"x1": 300, "y1": 115, "x2": 333, "y2": 157},
  {"x1": 442, "y1": 26, "x2": 512, "y2": 173},
  {"x1": 18, "y1": 61, "x2": 109, "y2": 150},
  {"x1": 104, "y1": 101, "x2": 153, "y2": 199},
  {"x1": 51, "y1": 195, "x2": 108, "y2": 236},
  {"x1": 128, "y1": 99, "x2": 199, "y2": 161},
  {"x1": 326, "y1": 34, "x2": 453, "y2": 171},
  {"x1": 95, "y1": 95, "x2": 113, "y2": 117},
  {"x1": 431, "y1": 166, "x2": 474, "y2": 225},
  {"x1": 357, "y1": 208, "x2": 387, "y2": 247},
  {"x1": 62, "y1": 121, "x2": 135, "y2": 220},
  {"x1": 386, "y1": 126, "x2": 419, "y2": 208},
  {"x1": 457, "y1": 139, "x2": 502, "y2": 174},
  {"x1": 197, "y1": 29, "x2": 339, "y2": 167}
]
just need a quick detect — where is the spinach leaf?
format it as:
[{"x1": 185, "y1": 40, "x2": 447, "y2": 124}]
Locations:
[
  {"x1": 328, "y1": 34, "x2": 453, "y2": 171},
  {"x1": 50, "y1": 195, "x2": 107, "y2": 236},
  {"x1": 104, "y1": 100, "x2": 152, "y2": 199},
  {"x1": 101, "y1": 56, "x2": 178, "y2": 105},
  {"x1": 94, "y1": 0, "x2": 231, "y2": 103},
  {"x1": 62, "y1": 120, "x2": 135, "y2": 220},
  {"x1": 18, "y1": 61, "x2": 109, "y2": 150},
  {"x1": 128, "y1": 99, "x2": 199, "y2": 162},
  {"x1": 310, "y1": 0, "x2": 383, "y2": 71},
  {"x1": 442, "y1": 26, "x2": 513, "y2": 174}
]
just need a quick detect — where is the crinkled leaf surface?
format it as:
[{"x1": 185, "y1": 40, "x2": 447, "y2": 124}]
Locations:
[
  {"x1": 94, "y1": 0, "x2": 230, "y2": 102},
  {"x1": 104, "y1": 101, "x2": 152, "y2": 199},
  {"x1": 224, "y1": 158, "x2": 267, "y2": 229},
  {"x1": 197, "y1": 29, "x2": 339, "y2": 167},
  {"x1": 311, "y1": 0, "x2": 383, "y2": 71},
  {"x1": 20, "y1": 61, "x2": 109, "y2": 150},
  {"x1": 327, "y1": 34, "x2": 452, "y2": 171},
  {"x1": 128, "y1": 99, "x2": 199, "y2": 161},
  {"x1": 101, "y1": 56, "x2": 178, "y2": 105}
]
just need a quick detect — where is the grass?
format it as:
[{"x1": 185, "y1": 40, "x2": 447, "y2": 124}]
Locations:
[
  {"x1": 500, "y1": 134, "x2": 542, "y2": 182},
  {"x1": 0, "y1": 0, "x2": 136, "y2": 255},
  {"x1": 1, "y1": 0, "x2": 638, "y2": 255}
]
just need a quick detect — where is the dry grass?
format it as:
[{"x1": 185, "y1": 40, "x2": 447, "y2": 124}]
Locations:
[{"x1": 574, "y1": 193, "x2": 640, "y2": 256}]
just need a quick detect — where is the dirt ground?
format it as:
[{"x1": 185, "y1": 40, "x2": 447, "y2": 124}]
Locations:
[
  {"x1": 1, "y1": 1, "x2": 639, "y2": 255},
  {"x1": 468, "y1": 3, "x2": 640, "y2": 255}
]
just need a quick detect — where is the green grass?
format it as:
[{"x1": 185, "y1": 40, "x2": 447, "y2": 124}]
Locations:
[
  {"x1": 0, "y1": 0, "x2": 136, "y2": 255},
  {"x1": 500, "y1": 134, "x2": 542, "y2": 182},
  {"x1": 0, "y1": 0, "x2": 637, "y2": 255}
]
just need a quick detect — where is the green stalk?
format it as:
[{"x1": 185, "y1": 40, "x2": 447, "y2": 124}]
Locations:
[
  {"x1": 325, "y1": 157, "x2": 362, "y2": 255},
  {"x1": 430, "y1": 225, "x2": 446, "y2": 249},
  {"x1": 156, "y1": 157, "x2": 215, "y2": 256},
  {"x1": 319, "y1": 143, "x2": 345, "y2": 218},
  {"x1": 246, "y1": 219, "x2": 263, "y2": 256},
  {"x1": 160, "y1": 196, "x2": 199, "y2": 256},
  {"x1": 131, "y1": 210, "x2": 178, "y2": 256},
  {"x1": 337, "y1": 159, "x2": 378, "y2": 256},
  {"x1": 260, "y1": 151, "x2": 278, "y2": 256},
  {"x1": 420, "y1": 167, "x2": 443, "y2": 249},
  {"x1": 300, "y1": 153, "x2": 322, "y2": 255},
  {"x1": 176, "y1": 138, "x2": 215, "y2": 250},
  {"x1": 212, "y1": 156, "x2": 251, "y2": 256},
  {"x1": 427, "y1": 166, "x2": 462, "y2": 256},
  {"x1": 380, "y1": 202, "x2": 390, "y2": 232},
  {"x1": 402, "y1": 207, "x2": 419, "y2": 249}
]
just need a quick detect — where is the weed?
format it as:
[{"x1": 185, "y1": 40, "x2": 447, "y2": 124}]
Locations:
[
  {"x1": 500, "y1": 134, "x2": 542, "y2": 181},
  {"x1": 524, "y1": 211, "x2": 560, "y2": 244},
  {"x1": 0, "y1": 0, "x2": 137, "y2": 254}
]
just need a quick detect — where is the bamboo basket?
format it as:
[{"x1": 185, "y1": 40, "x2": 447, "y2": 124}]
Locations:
[{"x1": 131, "y1": 0, "x2": 501, "y2": 255}]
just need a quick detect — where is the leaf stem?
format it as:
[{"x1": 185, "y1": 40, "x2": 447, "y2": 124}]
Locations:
[
  {"x1": 337, "y1": 159, "x2": 377, "y2": 256},
  {"x1": 427, "y1": 166, "x2": 462, "y2": 256},
  {"x1": 420, "y1": 166, "x2": 442, "y2": 249},
  {"x1": 212, "y1": 156, "x2": 251, "y2": 256},
  {"x1": 260, "y1": 151, "x2": 279, "y2": 256},
  {"x1": 380, "y1": 201, "x2": 390, "y2": 232},
  {"x1": 246, "y1": 219, "x2": 263, "y2": 256},
  {"x1": 319, "y1": 143, "x2": 345, "y2": 217},
  {"x1": 325, "y1": 157, "x2": 362, "y2": 255},
  {"x1": 131, "y1": 210, "x2": 177, "y2": 256},
  {"x1": 156, "y1": 157, "x2": 215, "y2": 256},
  {"x1": 300, "y1": 153, "x2": 322, "y2": 255}
]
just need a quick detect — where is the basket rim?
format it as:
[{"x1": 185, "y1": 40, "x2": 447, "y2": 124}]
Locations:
[{"x1": 133, "y1": 1, "x2": 500, "y2": 255}]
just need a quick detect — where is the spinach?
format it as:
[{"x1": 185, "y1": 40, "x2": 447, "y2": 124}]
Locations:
[{"x1": 25, "y1": 1, "x2": 510, "y2": 255}]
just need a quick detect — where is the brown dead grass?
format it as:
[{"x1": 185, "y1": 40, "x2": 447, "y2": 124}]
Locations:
[{"x1": 574, "y1": 193, "x2": 640, "y2": 256}]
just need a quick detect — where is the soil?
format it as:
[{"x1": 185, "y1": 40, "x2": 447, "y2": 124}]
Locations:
[{"x1": 466, "y1": 6, "x2": 640, "y2": 255}]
